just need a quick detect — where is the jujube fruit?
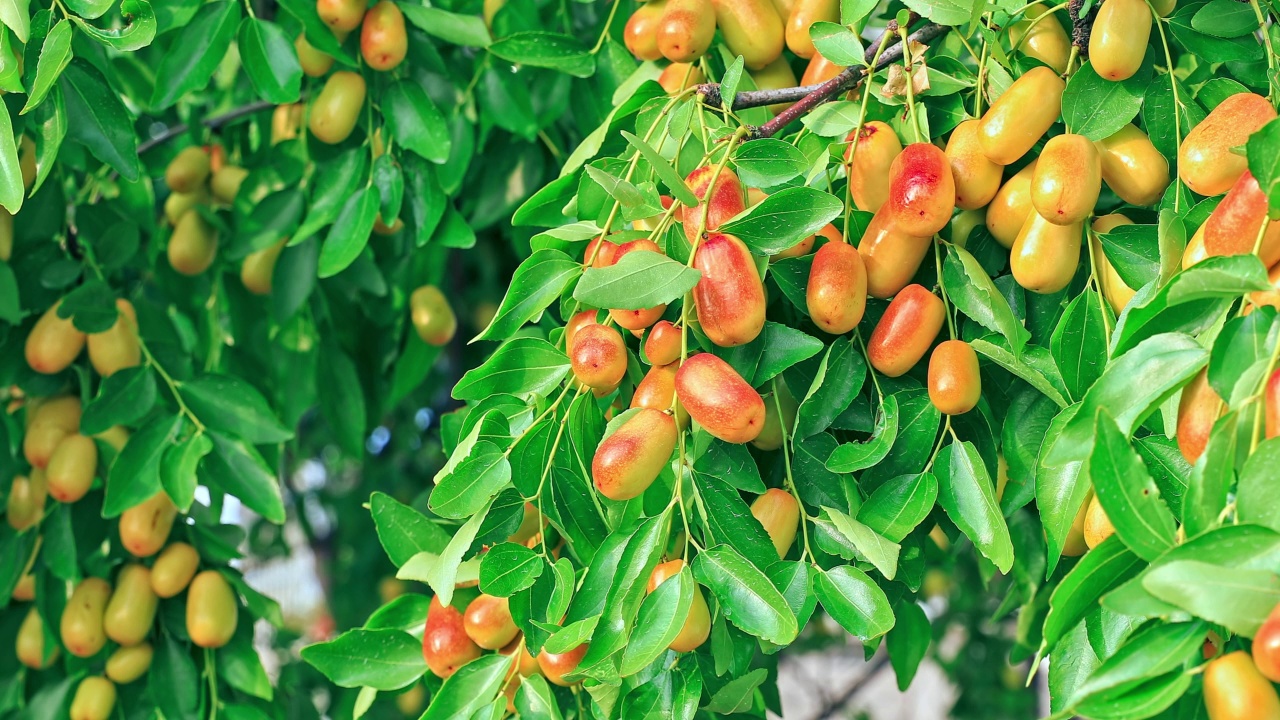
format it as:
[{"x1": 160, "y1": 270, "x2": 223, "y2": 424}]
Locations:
[
  {"x1": 61, "y1": 577, "x2": 112, "y2": 658},
  {"x1": 17, "y1": 607, "x2": 57, "y2": 669},
  {"x1": 884, "y1": 143, "x2": 957, "y2": 237},
  {"x1": 751, "y1": 383, "x2": 796, "y2": 451},
  {"x1": 1010, "y1": 212, "x2": 1082, "y2": 294},
  {"x1": 1203, "y1": 651, "x2": 1280, "y2": 720},
  {"x1": 538, "y1": 643, "x2": 588, "y2": 686},
  {"x1": 105, "y1": 643, "x2": 153, "y2": 684},
  {"x1": 927, "y1": 340, "x2": 981, "y2": 415},
  {"x1": 361, "y1": 0, "x2": 408, "y2": 71},
  {"x1": 647, "y1": 559, "x2": 711, "y2": 651},
  {"x1": 1083, "y1": 494, "x2": 1114, "y2": 549},
  {"x1": 410, "y1": 285, "x2": 457, "y2": 346},
  {"x1": 1183, "y1": 225, "x2": 1208, "y2": 269},
  {"x1": 104, "y1": 564, "x2": 159, "y2": 647},
  {"x1": 164, "y1": 188, "x2": 208, "y2": 225},
  {"x1": 69, "y1": 677, "x2": 116, "y2": 720},
  {"x1": 46, "y1": 433, "x2": 98, "y2": 503},
  {"x1": 317, "y1": 0, "x2": 366, "y2": 32},
  {"x1": 151, "y1": 542, "x2": 201, "y2": 598},
  {"x1": 593, "y1": 408, "x2": 678, "y2": 500},
  {"x1": 118, "y1": 491, "x2": 179, "y2": 558},
  {"x1": 1251, "y1": 602, "x2": 1280, "y2": 682},
  {"x1": 1062, "y1": 492, "x2": 1091, "y2": 556},
  {"x1": 186, "y1": 570, "x2": 238, "y2": 649},
  {"x1": 241, "y1": 239, "x2": 287, "y2": 296},
  {"x1": 1202, "y1": 171, "x2": 1280, "y2": 267},
  {"x1": 751, "y1": 488, "x2": 799, "y2": 558},
  {"x1": 692, "y1": 233, "x2": 766, "y2": 347},
  {"x1": 272, "y1": 103, "x2": 305, "y2": 145},
  {"x1": 625, "y1": 1, "x2": 666, "y2": 61},
  {"x1": 866, "y1": 284, "x2": 945, "y2": 377},
  {"x1": 674, "y1": 353, "x2": 765, "y2": 443},
  {"x1": 631, "y1": 362, "x2": 678, "y2": 413},
  {"x1": 7, "y1": 471, "x2": 47, "y2": 531},
  {"x1": 1176, "y1": 369, "x2": 1222, "y2": 464},
  {"x1": 13, "y1": 571, "x2": 34, "y2": 601},
  {"x1": 87, "y1": 298, "x2": 141, "y2": 377},
  {"x1": 680, "y1": 166, "x2": 746, "y2": 242},
  {"x1": 1266, "y1": 369, "x2": 1280, "y2": 439},
  {"x1": 859, "y1": 207, "x2": 933, "y2": 299},
  {"x1": 309, "y1": 71, "x2": 367, "y2": 145},
  {"x1": 295, "y1": 34, "x2": 334, "y2": 77},
  {"x1": 1031, "y1": 134, "x2": 1101, "y2": 226},
  {"x1": 1009, "y1": 5, "x2": 1070, "y2": 72},
  {"x1": 23, "y1": 395, "x2": 81, "y2": 468},
  {"x1": 463, "y1": 594, "x2": 519, "y2": 650},
  {"x1": 985, "y1": 160, "x2": 1037, "y2": 249},
  {"x1": 565, "y1": 310, "x2": 600, "y2": 349},
  {"x1": 644, "y1": 320, "x2": 681, "y2": 365},
  {"x1": 210, "y1": 165, "x2": 248, "y2": 205},
  {"x1": 945, "y1": 119, "x2": 1003, "y2": 210},
  {"x1": 1179, "y1": 92, "x2": 1276, "y2": 197},
  {"x1": 806, "y1": 239, "x2": 867, "y2": 334},
  {"x1": 168, "y1": 210, "x2": 218, "y2": 276},
  {"x1": 570, "y1": 323, "x2": 628, "y2": 390},
  {"x1": 423, "y1": 597, "x2": 483, "y2": 677},
  {"x1": 584, "y1": 235, "x2": 620, "y2": 268},
  {"x1": 846, "y1": 121, "x2": 902, "y2": 213},
  {"x1": 712, "y1": 0, "x2": 784, "y2": 69},
  {"x1": 800, "y1": 51, "x2": 844, "y2": 86},
  {"x1": 1089, "y1": 0, "x2": 1151, "y2": 81},
  {"x1": 25, "y1": 300, "x2": 87, "y2": 375},
  {"x1": 1095, "y1": 124, "x2": 1170, "y2": 207},
  {"x1": 978, "y1": 66, "x2": 1065, "y2": 166},
  {"x1": 658, "y1": 62, "x2": 705, "y2": 93},
  {"x1": 1091, "y1": 214, "x2": 1137, "y2": 313},
  {"x1": 164, "y1": 146, "x2": 210, "y2": 194},
  {"x1": 656, "y1": 0, "x2": 715, "y2": 63},
  {"x1": 784, "y1": 0, "x2": 837, "y2": 59}
]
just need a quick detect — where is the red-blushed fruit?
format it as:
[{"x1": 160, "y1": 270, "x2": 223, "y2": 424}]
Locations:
[
  {"x1": 884, "y1": 143, "x2": 956, "y2": 237},
  {"x1": 927, "y1": 340, "x2": 981, "y2": 415},
  {"x1": 1089, "y1": 0, "x2": 1150, "y2": 81},
  {"x1": 361, "y1": 0, "x2": 407, "y2": 70},
  {"x1": 584, "y1": 235, "x2": 621, "y2": 268},
  {"x1": 658, "y1": 62, "x2": 705, "y2": 93},
  {"x1": 187, "y1": 570, "x2": 238, "y2": 649},
  {"x1": 800, "y1": 51, "x2": 844, "y2": 86},
  {"x1": 806, "y1": 240, "x2": 866, "y2": 334},
  {"x1": 647, "y1": 559, "x2": 711, "y2": 651},
  {"x1": 946, "y1": 119, "x2": 1003, "y2": 210},
  {"x1": 867, "y1": 284, "x2": 945, "y2": 377},
  {"x1": 1179, "y1": 92, "x2": 1277, "y2": 197},
  {"x1": 411, "y1": 286, "x2": 457, "y2": 346},
  {"x1": 119, "y1": 491, "x2": 179, "y2": 558},
  {"x1": 1203, "y1": 651, "x2": 1280, "y2": 720},
  {"x1": 1010, "y1": 212, "x2": 1082, "y2": 294},
  {"x1": 1176, "y1": 369, "x2": 1222, "y2": 464},
  {"x1": 570, "y1": 323, "x2": 628, "y2": 390},
  {"x1": 675, "y1": 353, "x2": 766, "y2": 443},
  {"x1": 1032, "y1": 134, "x2": 1102, "y2": 226},
  {"x1": 1267, "y1": 369, "x2": 1280, "y2": 439},
  {"x1": 1184, "y1": 225, "x2": 1209, "y2": 270},
  {"x1": 978, "y1": 66, "x2": 1065, "y2": 165},
  {"x1": 87, "y1": 298, "x2": 141, "y2": 377},
  {"x1": 631, "y1": 362, "x2": 678, "y2": 412},
  {"x1": 593, "y1": 408, "x2": 678, "y2": 500},
  {"x1": 61, "y1": 577, "x2": 111, "y2": 658},
  {"x1": 565, "y1": 310, "x2": 600, "y2": 350},
  {"x1": 1096, "y1": 124, "x2": 1170, "y2": 207},
  {"x1": 317, "y1": 0, "x2": 366, "y2": 32},
  {"x1": 680, "y1": 167, "x2": 746, "y2": 242},
  {"x1": 69, "y1": 676, "x2": 116, "y2": 720},
  {"x1": 17, "y1": 607, "x2": 58, "y2": 669},
  {"x1": 538, "y1": 643, "x2": 589, "y2": 686},
  {"x1": 423, "y1": 598, "x2": 483, "y2": 678},
  {"x1": 986, "y1": 160, "x2": 1037, "y2": 249},
  {"x1": 1252, "y1": 603, "x2": 1280, "y2": 682},
  {"x1": 46, "y1": 434, "x2": 97, "y2": 503},
  {"x1": 846, "y1": 121, "x2": 903, "y2": 213},
  {"x1": 644, "y1": 320, "x2": 681, "y2": 365},
  {"x1": 463, "y1": 594, "x2": 519, "y2": 650},
  {"x1": 103, "y1": 564, "x2": 158, "y2": 647},
  {"x1": 1202, "y1": 171, "x2": 1280, "y2": 267},
  {"x1": 1083, "y1": 494, "x2": 1115, "y2": 549},
  {"x1": 609, "y1": 239, "x2": 668, "y2": 330},
  {"x1": 693, "y1": 233, "x2": 766, "y2": 347},
  {"x1": 26, "y1": 300, "x2": 87, "y2": 374},
  {"x1": 655, "y1": 0, "x2": 715, "y2": 62},
  {"x1": 625, "y1": 0, "x2": 667, "y2": 61},
  {"x1": 712, "y1": 0, "x2": 785, "y2": 69},
  {"x1": 859, "y1": 208, "x2": 936, "y2": 299},
  {"x1": 501, "y1": 636, "x2": 542, "y2": 677},
  {"x1": 750, "y1": 488, "x2": 799, "y2": 558},
  {"x1": 151, "y1": 542, "x2": 201, "y2": 598}
]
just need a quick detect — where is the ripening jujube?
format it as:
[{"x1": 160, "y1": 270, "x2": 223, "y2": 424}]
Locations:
[
  {"x1": 1095, "y1": 124, "x2": 1170, "y2": 207},
  {"x1": 151, "y1": 542, "x2": 201, "y2": 598},
  {"x1": 61, "y1": 577, "x2": 112, "y2": 658},
  {"x1": 1010, "y1": 212, "x2": 1082, "y2": 294},
  {"x1": 361, "y1": 0, "x2": 407, "y2": 70},
  {"x1": 859, "y1": 207, "x2": 933, "y2": 299},
  {"x1": 884, "y1": 143, "x2": 957, "y2": 237},
  {"x1": 978, "y1": 66, "x2": 1065, "y2": 165},
  {"x1": 1083, "y1": 494, "x2": 1115, "y2": 549},
  {"x1": 1089, "y1": 0, "x2": 1151, "y2": 81},
  {"x1": 187, "y1": 570, "x2": 238, "y2": 649},
  {"x1": 210, "y1": 165, "x2": 248, "y2": 205},
  {"x1": 866, "y1": 284, "x2": 945, "y2": 377},
  {"x1": 463, "y1": 594, "x2": 519, "y2": 650},
  {"x1": 592, "y1": 408, "x2": 678, "y2": 500},
  {"x1": 119, "y1": 491, "x2": 179, "y2": 558},
  {"x1": 168, "y1": 210, "x2": 219, "y2": 276},
  {"x1": 7, "y1": 471, "x2": 47, "y2": 531},
  {"x1": 712, "y1": 0, "x2": 785, "y2": 69},
  {"x1": 1265, "y1": 369, "x2": 1280, "y2": 439},
  {"x1": 675, "y1": 353, "x2": 766, "y2": 443},
  {"x1": 584, "y1": 235, "x2": 620, "y2": 268},
  {"x1": 985, "y1": 160, "x2": 1037, "y2": 248},
  {"x1": 846, "y1": 121, "x2": 902, "y2": 213},
  {"x1": 609, "y1": 240, "x2": 668, "y2": 330},
  {"x1": 752, "y1": 383, "x2": 797, "y2": 451},
  {"x1": 945, "y1": 119, "x2": 1003, "y2": 210},
  {"x1": 87, "y1": 298, "x2": 141, "y2": 377},
  {"x1": 25, "y1": 300, "x2": 86, "y2": 375},
  {"x1": 1203, "y1": 651, "x2": 1280, "y2": 720},
  {"x1": 1178, "y1": 92, "x2": 1276, "y2": 197},
  {"x1": 106, "y1": 643, "x2": 154, "y2": 684},
  {"x1": 164, "y1": 187, "x2": 207, "y2": 225},
  {"x1": 806, "y1": 239, "x2": 867, "y2": 334},
  {"x1": 69, "y1": 677, "x2": 116, "y2": 720},
  {"x1": 927, "y1": 340, "x2": 981, "y2": 415},
  {"x1": 241, "y1": 239, "x2": 287, "y2": 296},
  {"x1": 17, "y1": 607, "x2": 57, "y2": 669},
  {"x1": 164, "y1": 146, "x2": 210, "y2": 194},
  {"x1": 46, "y1": 433, "x2": 98, "y2": 503},
  {"x1": 657, "y1": 62, "x2": 705, "y2": 94},
  {"x1": 749, "y1": 56, "x2": 800, "y2": 114},
  {"x1": 309, "y1": 71, "x2": 367, "y2": 145},
  {"x1": 1252, "y1": 603, "x2": 1280, "y2": 682},
  {"x1": 13, "y1": 572, "x2": 34, "y2": 601},
  {"x1": 1202, "y1": 172, "x2": 1280, "y2": 267},
  {"x1": 103, "y1": 564, "x2": 159, "y2": 647},
  {"x1": 681, "y1": 166, "x2": 746, "y2": 242},
  {"x1": 655, "y1": 0, "x2": 716, "y2": 63},
  {"x1": 1063, "y1": 491, "x2": 1091, "y2": 556},
  {"x1": 1176, "y1": 369, "x2": 1222, "y2": 464},
  {"x1": 647, "y1": 560, "x2": 711, "y2": 652},
  {"x1": 631, "y1": 362, "x2": 678, "y2": 414},
  {"x1": 23, "y1": 395, "x2": 81, "y2": 468},
  {"x1": 538, "y1": 643, "x2": 589, "y2": 686},
  {"x1": 1031, "y1": 134, "x2": 1101, "y2": 226},
  {"x1": 693, "y1": 233, "x2": 766, "y2": 347},
  {"x1": 751, "y1": 488, "x2": 799, "y2": 558},
  {"x1": 1009, "y1": 5, "x2": 1070, "y2": 72},
  {"x1": 295, "y1": 34, "x2": 334, "y2": 77},
  {"x1": 565, "y1": 310, "x2": 600, "y2": 349},
  {"x1": 1183, "y1": 225, "x2": 1208, "y2": 270},
  {"x1": 800, "y1": 52, "x2": 844, "y2": 86},
  {"x1": 1091, "y1": 214, "x2": 1137, "y2": 313},
  {"x1": 570, "y1": 323, "x2": 628, "y2": 390},
  {"x1": 624, "y1": 1, "x2": 666, "y2": 61},
  {"x1": 644, "y1": 320, "x2": 681, "y2": 365},
  {"x1": 784, "y1": 0, "x2": 837, "y2": 59},
  {"x1": 410, "y1": 285, "x2": 458, "y2": 346},
  {"x1": 317, "y1": 0, "x2": 366, "y2": 32}
]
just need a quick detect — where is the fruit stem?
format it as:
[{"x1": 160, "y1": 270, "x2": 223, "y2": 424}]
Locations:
[
  {"x1": 854, "y1": 330, "x2": 884, "y2": 399},
  {"x1": 1150, "y1": 3, "x2": 1184, "y2": 213},
  {"x1": 933, "y1": 240, "x2": 957, "y2": 340},
  {"x1": 205, "y1": 647, "x2": 220, "y2": 720},
  {"x1": 898, "y1": 26, "x2": 924, "y2": 143},
  {"x1": 1250, "y1": 324, "x2": 1280, "y2": 454},
  {"x1": 1083, "y1": 225, "x2": 1114, "y2": 345}
]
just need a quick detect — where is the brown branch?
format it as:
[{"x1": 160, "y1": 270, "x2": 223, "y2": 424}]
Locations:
[
  {"x1": 137, "y1": 100, "x2": 281, "y2": 154},
  {"x1": 1068, "y1": 0, "x2": 1096, "y2": 55}
]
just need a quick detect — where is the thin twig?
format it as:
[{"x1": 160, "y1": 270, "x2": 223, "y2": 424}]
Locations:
[
  {"x1": 137, "y1": 100, "x2": 280, "y2": 154},
  {"x1": 813, "y1": 652, "x2": 892, "y2": 720}
]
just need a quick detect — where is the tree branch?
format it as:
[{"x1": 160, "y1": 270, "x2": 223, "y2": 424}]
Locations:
[
  {"x1": 1068, "y1": 0, "x2": 1096, "y2": 54},
  {"x1": 137, "y1": 100, "x2": 281, "y2": 154}
]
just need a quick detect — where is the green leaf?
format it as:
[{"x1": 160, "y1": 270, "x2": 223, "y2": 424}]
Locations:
[
  {"x1": 1040, "y1": 537, "x2": 1144, "y2": 657},
  {"x1": 160, "y1": 432, "x2": 212, "y2": 512},
  {"x1": 622, "y1": 130, "x2": 699, "y2": 206},
  {"x1": 477, "y1": 253, "x2": 580, "y2": 342},
  {"x1": 0, "y1": 105, "x2": 18, "y2": 213},
  {"x1": 317, "y1": 187, "x2": 380, "y2": 278},
  {"x1": 733, "y1": 139, "x2": 809, "y2": 189},
  {"x1": 814, "y1": 565, "x2": 895, "y2": 641},
  {"x1": 796, "y1": 340, "x2": 866, "y2": 438},
  {"x1": 972, "y1": 336, "x2": 1071, "y2": 408},
  {"x1": 181, "y1": 374, "x2": 293, "y2": 444},
  {"x1": 573, "y1": 246, "x2": 700, "y2": 311},
  {"x1": 1089, "y1": 411, "x2": 1177, "y2": 561},
  {"x1": 828, "y1": 394, "x2": 899, "y2": 472},
  {"x1": 453, "y1": 337, "x2": 570, "y2": 401},
  {"x1": 385, "y1": 81, "x2": 451, "y2": 164},
  {"x1": 0, "y1": 0, "x2": 29, "y2": 42},
  {"x1": 1071, "y1": 621, "x2": 1206, "y2": 705},
  {"x1": 202, "y1": 433, "x2": 287, "y2": 523},
  {"x1": 1051, "y1": 290, "x2": 1109, "y2": 401},
  {"x1": 886, "y1": 601, "x2": 931, "y2": 690},
  {"x1": 397, "y1": 500, "x2": 491, "y2": 607},
  {"x1": 20, "y1": 18, "x2": 71, "y2": 115},
  {"x1": 1238, "y1": 438, "x2": 1280, "y2": 532},
  {"x1": 480, "y1": 542, "x2": 544, "y2": 597},
  {"x1": 705, "y1": 668, "x2": 768, "y2": 714},
  {"x1": 809, "y1": 21, "x2": 864, "y2": 66},
  {"x1": 301, "y1": 628, "x2": 426, "y2": 690},
  {"x1": 1247, "y1": 117, "x2": 1280, "y2": 216},
  {"x1": 56, "y1": 279, "x2": 117, "y2": 333},
  {"x1": 618, "y1": 567, "x2": 693, "y2": 676},
  {"x1": 73, "y1": 0, "x2": 157, "y2": 51},
  {"x1": 693, "y1": 471, "x2": 778, "y2": 570},
  {"x1": 718, "y1": 321, "x2": 823, "y2": 386},
  {"x1": 1184, "y1": 412, "x2": 1237, "y2": 537},
  {"x1": 400, "y1": 4, "x2": 490, "y2": 47},
  {"x1": 718, "y1": 187, "x2": 842, "y2": 256},
  {"x1": 937, "y1": 440, "x2": 1014, "y2": 573},
  {"x1": 150, "y1": 634, "x2": 199, "y2": 720},
  {"x1": 370, "y1": 492, "x2": 450, "y2": 567},
  {"x1": 488, "y1": 32, "x2": 595, "y2": 77},
  {"x1": 103, "y1": 414, "x2": 181, "y2": 517},
  {"x1": 1098, "y1": 224, "x2": 1159, "y2": 290},
  {"x1": 237, "y1": 18, "x2": 302, "y2": 103},
  {"x1": 430, "y1": 441, "x2": 511, "y2": 519},
  {"x1": 1168, "y1": 1, "x2": 1263, "y2": 62},
  {"x1": 316, "y1": 343, "x2": 367, "y2": 456},
  {"x1": 366, "y1": 594, "x2": 431, "y2": 632},
  {"x1": 693, "y1": 544, "x2": 798, "y2": 644},
  {"x1": 516, "y1": 675, "x2": 564, "y2": 720},
  {"x1": 943, "y1": 244, "x2": 1030, "y2": 353},
  {"x1": 825, "y1": 506, "x2": 900, "y2": 580},
  {"x1": 1061, "y1": 60, "x2": 1149, "y2": 140},
  {"x1": 1191, "y1": 0, "x2": 1258, "y2": 36},
  {"x1": 150, "y1": 0, "x2": 240, "y2": 109},
  {"x1": 1143, "y1": 560, "x2": 1280, "y2": 637},
  {"x1": 858, "y1": 472, "x2": 939, "y2": 543},
  {"x1": 80, "y1": 365, "x2": 157, "y2": 435},
  {"x1": 59, "y1": 60, "x2": 141, "y2": 181}
]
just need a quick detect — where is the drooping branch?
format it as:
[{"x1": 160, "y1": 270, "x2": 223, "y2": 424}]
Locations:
[{"x1": 137, "y1": 100, "x2": 280, "y2": 154}]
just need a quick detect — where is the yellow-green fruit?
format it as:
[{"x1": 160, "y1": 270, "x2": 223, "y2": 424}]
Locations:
[
  {"x1": 46, "y1": 434, "x2": 98, "y2": 503},
  {"x1": 187, "y1": 570, "x2": 239, "y2": 649},
  {"x1": 61, "y1": 577, "x2": 112, "y2": 658},
  {"x1": 7, "y1": 470, "x2": 48, "y2": 531},
  {"x1": 309, "y1": 71, "x2": 367, "y2": 145},
  {"x1": 317, "y1": 0, "x2": 366, "y2": 31},
  {"x1": 87, "y1": 298, "x2": 141, "y2": 378},
  {"x1": 69, "y1": 677, "x2": 117, "y2": 720},
  {"x1": 165, "y1": 146, "x2": 210, "y2": 194},
  {"x1": 151, "y1": 542, "x2": 201, "y2": 598},
  {"x1": 483, "y1": 0, "x2": 506, "y2": 27},
  {"x1": 1062, "y1": 492, "x2": 1091, "y2": 556},
  {"x1": 20, "y1": 135, "x2": 36, "y2": 189},
  {"x1": 1089, "y1": 0, "x2": 1151, "y2": 82},
  {"x1": 241, "y1": 239, "x2": 287, "y2": 295},
  {"x1": 296, "y1": 34, "x2": 335, "y2": 77},
  {"x1": 25, "y1": 301, "x2": 87, "y2": 375},
  {"x1": 0, "y1": 208, "x2": 12, "y2": 261},
  {"x1": 105, "y1": 643, "x2": 154, "y2": 684},
  {"x1": 1095, "y1": 124, "x2": 1170, "y2": 207},
  {"x1": 1010, "y1": 212, "x2": 1082, "y2": 294},
  {"x1": 168, "y1": 210, "x2": 218, "y2": 276},
  {"x1": 978, "y1": 66, "x2": 1065, "y2": 165},
  {"x1": 164, "y1": 188, "x2": 209, "y2": 225},
  {"x1": 750, "y1": 488, "x2": 800, "y2": 558},
  {"x1": 119, "y1": 492, "x2": 178, "y2": 558},
  {"x1": 23, "y1": 395, "x2": 82, "y2": 468},
  {"x1": 104, "y1": 564, "x2": 159, "y2": 647},
  {"x1": 1009, "y1": 5, "x2": 1071, "y2": 73},
  {"x1": 17, "y1": 607, "x2": 58, "y2": 669},
  {"x1": 410, "y1": 285, "x2": 457, "y2": 346},
  {"x1": 712, "y1": 0, "x2": 785, "y2": 69},
  {"x1": 210, "y1": 166, "x2": 249, "y2": 205}
]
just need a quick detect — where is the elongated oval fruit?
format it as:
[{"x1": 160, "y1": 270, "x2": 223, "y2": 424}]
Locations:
[
  {"x1": 1176, "y1": 369, "x2": 1222, "y2": 464},
  {"x1": 806, "y1": 240, "x2": 866, "y2": 334},
  {"x1": 361, "y1": 0, "x2": 407, "y2": 70},
  {"x1": 410, "y1": 285, "x2": 457, "y2": 346},
  {"x1": 104, "y1": 564, "x2": 158, "y2": 647},
  {"x1": 846, "y1": 121, "x2": 903, "y2": 213},
  {"x1": 1032, "y1": 134, "x2": 1101, "y2": 225},
  {"x1": 62, "y1": 577, "x2": 112, "y2": 658},
  {"x1": 1096, "y1": 124, "x2": 1170, "y2": 206},
  {"x1": 571, "y1": 323, "x2": 628, "y2": 390},
  {"x1": 47, "y1": 434, "x2": 98, "y2": 503},
  {"x1": 463, "y1": 594, "x2": 519, "y2": 650},
  {"x1": 564, "y1": 310, "x2": 600, "y2": 350},
  {"x1": 7, "y1": 471, "x2": 47, "y2": 531},
  {"x1": 168, "y1": 210, "x2": 218, "y2": 276},
  {"x1": 860, "y1": 208, "x2": 933, "y2": 299},
  {"x1": 1010, "y1": 5, "x2": 1070, "y2": 72},
  {"x1": 632, "y1": 362, "x2": 678, "y2": 412},
  {"x1": 946, "y1": 119, "x2": 1003, "y2": 210},
  {"x1": 867, "y1": 284, "x2": 945, "y2": 377},
  {"x1": 593, "y1": 408, "x2": 678, "y2": 500},
  {"x1": 609, "y1": 240, "x2": 667, "y2": 330},
  {"x1": 151, "y1": 542, "x2": 201, "y2": 598},
  {"x1": 644, "y1": 320, "x2": 681, "y2": 365},
  {"x1": 1089, "y1": 0, "x2": 1151, "y2": 81},
  {"x1": 164, "y1": 187, "x2": 208, "y2": 226},
  {"x1": 0, "y1": 208, "x2": 12, "y2": 262},
  {"x1": 625, "y1": 1, "x2": 666, "y2": 61},
  {"x1": 656, "y1": 0, "x2": 715, "y2": 63},
  {"x1": 680, "y1": 166, "x2": 746, "y2": 242},
  {"x1": 1253, "y1": 603, "x2": 1280, "y2": 682},
  {"x1": 1202, "y1": 171, "x2": 1280, "y2": 267},
  {"x1": 295, "y1": 34, "x2": 334, "y2": 77},
  {"x1": 800, "y1": 52, "x2": 844, "y2": 86},
  {"x1": 26, "y1": 300, "x2": 87, "y2": 374},
  {"x1": 693, "y1": 233, "x2": 766, "y2": 347},
  {"x1": 658, "y1": 62, "x2": 705, "y2": 94},
  {"x1": 1091, "y1": 214, "x2": 1137, "y2": 313},
  {"x1": 539, "y1": 643, "x2": 588, "y2": 686},
  {"x1": 241, "y1": 239, "x2": 287, "y2": 296},
  {"x1": 119, "y1": 491, "x2": 179, "y2": 558},
  {"x1": 165, "y1": 146, "x2": 210, "y2": 194},
  {"x1": 749, "y1": 56, "x2": 799, "y2": 114},
  {"x1": 17, "y1": 607, "x2": 58, "y2": 669},
  {"x1": 309, "y1": 71, "x2": 367, "y2": 145},
  {"x1": 751, "y1": 488, "x2": 799, "y2": 558},
  {"x1": 985, "y1": 160, "x2": 1037, "y2": 248},
  {"x1": 1204, "y1": 651, "x2": 1280, "y2": 720},
  {"x1": 24, "y1": 395, "x2": 82, "y2": 468},
  {"x1": 675, "y1": 353, "x2": 765, "y2": 443},
  {"x1": 1063, "y1": 491, "x2": 1091, "y2": 556},
  {"x1": 210, "y1": 165, "x2": 248, "y2": 205},
  {"x1": 1083, "y1": 494, "x2": 1115, "y2": 549},
  {"x1": 88, "y1": 298, "x2": 141, "y2": 377},
  {"x1": 784, "y1": 0, "x2": 836, "y2": 58},
  {"x1": 648, "y1": 559, "x2": 711, "y2": 651},
  {"x1": 1266, "y1": 369, "x2": 1280, "y2": 439},
  {"x1": 978, "y1": 67, "x2": 1065, "y2": 166},
  {"x1": 584, "y1": 235, "x2": 620, "y2": 268},
  {"x1": 712, "y1": 0, "x2": 784, "y2": 68},
  {"x1": 187, "y1": 570, "x2": 238, "y2": 648},
  {"x1": 106, "y1": 643, "x2": 153, "y2": 684},
  {"x1": 885, "y1": 143, "x2": 956, "y2": 237},
  {"x1": 1180, "y1": 93, "x2": 1277, "y2": 197},
  {"x1": 69, "y1": 676, "x2": 116, "y2": 720},
  {"x1": 424, "y1": 598, "x2": 483, "y2": 677},
  {"x1": 1010, "y1": 212, "x2": 1082, "y2": 294},
  {"x1": 927, "y1": 340, "x2": 981, "y2": 415},
  {"x1": 14, "y1": 572, "x2": 34, "y2": 601},
  {"x1": 317, "y1": 0, "x2": 366, "y2": 31}
]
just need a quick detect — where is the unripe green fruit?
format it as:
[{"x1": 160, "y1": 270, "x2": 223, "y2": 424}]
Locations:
[
  {"x1": 309, "y1": 71, "x2": 367, "y2": 145},
  {"x1": 296, "y1": 34, "x2": 335, "y2": 77},
  {"x1": 46, "y1": 434, "x2": 98, "y2": 503},
  {"x1": 7, "y1": 470, "x2": 48, "y2": 531},
  {"x1": 61, "y1": 577, "x2": 112, "y2": 658},
  {"x1": 165, "y1": 146, "x2": 210, "y2": 194},
  {"x1": 151, "y1": 542, "x2": 201, "y2": 598},
  {"x1": 87, "y1": 298, "x2": 141, "y2": 378},
  {"x1": 210, "y1": 165, "x2": 248, "y2": 205},
  {"x1": 104, "y1": 564, "x2": 159, "y2": 646},
  {"x1": 187, "y1": 570, "x2": 238, "y2": 649},
  {"x1": 17, "y1": 607, "x2": 58, "y2": 669},
  {"x1": 410, "y1": 285, "x2": 457, "y2": 346},
  {"x1": 105, "y1": 642, "x2": 154, "y2": 684},
  {"x1": 168, "y1": 210, "x2": 218, "y2": 276},
  {"x1": 70, "y1": 677, "x2": 117, "y2": 720}
]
